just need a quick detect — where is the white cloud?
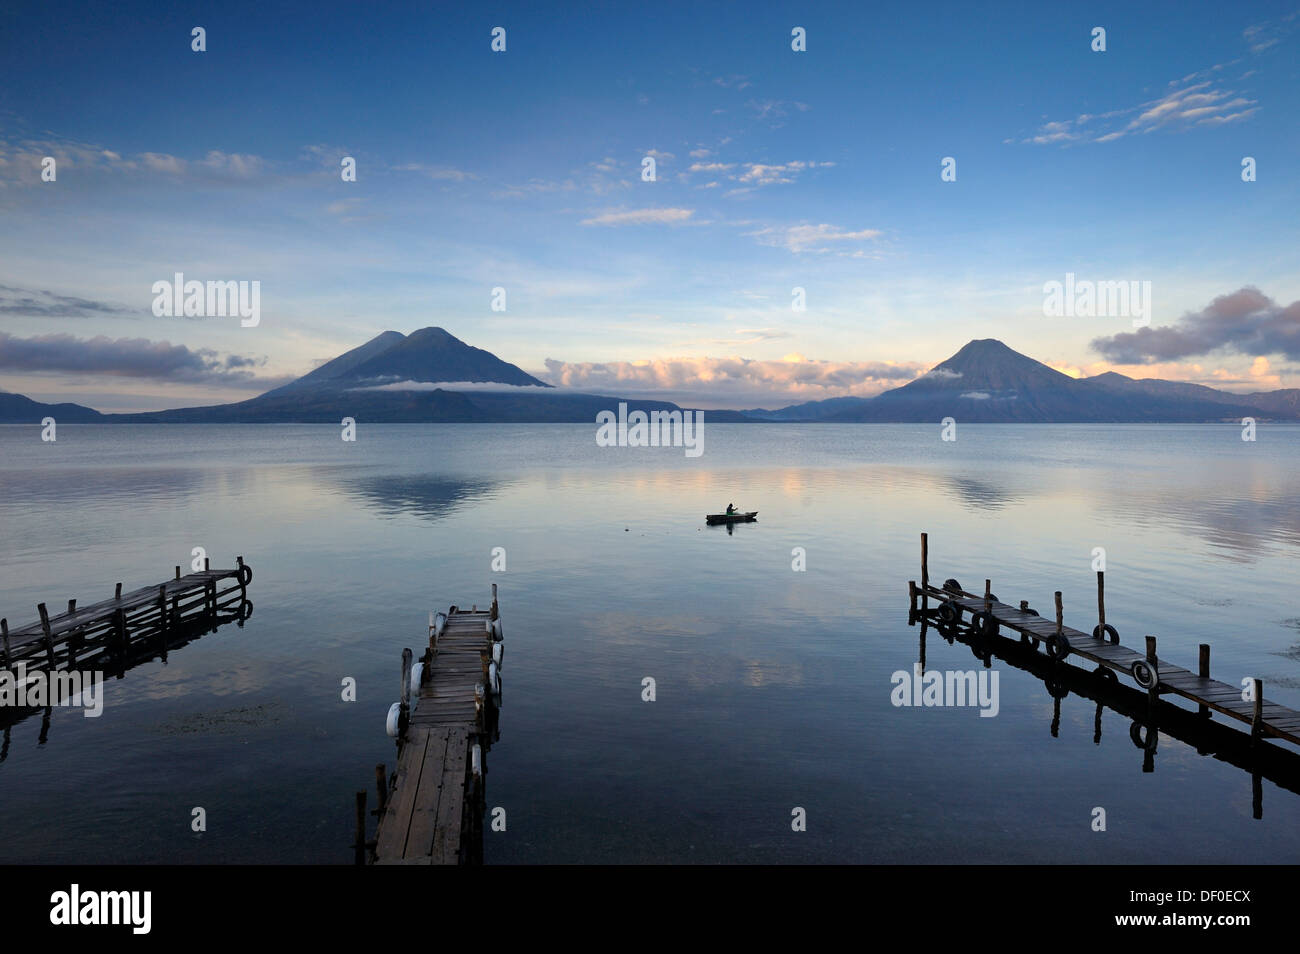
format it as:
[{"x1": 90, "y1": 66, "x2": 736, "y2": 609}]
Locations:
[
  {"x1": 392, "y1": 163, "x2": 475, "y2": 180},
  {"x1": 747, "y1": 222, "x2": 882, "y2": 254},
  {"x1": 1021, "y1": 75, "x2": 1259, "y2": 145},
  {"x1": 580, "y1": 208, "x2": 695, "y2": 226}
]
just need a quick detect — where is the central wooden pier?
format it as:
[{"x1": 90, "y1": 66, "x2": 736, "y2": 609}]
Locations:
[
  {"x1": 362, "y1": 585, "x2": 503, "y2": 865},
  {"x1": 909, "y1": 532, "x2": 1300, "y2": 749}
]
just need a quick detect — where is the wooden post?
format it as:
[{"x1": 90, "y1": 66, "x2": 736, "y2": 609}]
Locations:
[
  {"x1": 354, "y1": 791, "x2": 367, "y2": 866},
  {"x1": 236, "y1": 556, "x2": 247, "y2": 603},
  {"x1": 204, "y1": 557, "x2": 210, "y2": 571},
  {"x1": 920, "y1": 532, "x2": 929, "y2": 590},
  {"x1": 175, "y1": 566, "x2": 181, "y2": 581},
  {"x1": 399, "y1": 648, "x2": 412, "y2": 735},
  {"x1": 115, "y1": 582, "x2": 122, "y2": 600},
  {"x1": 984, "y1": 579, "x2": 992, "y2": 611},
  {"x1": 374, "y1": 763, "x2": 388, "y2": 814},
  {"x1": 1054, "y1": 592, "x2": 1063, "y2": 635},
  {"x1": 157, "y1": 584, "x2": 168, "y2": 642},
  {"x1": 491, "y1": 582, "x2": 499, "y2": 621},
  {"x1": 908, "y1": 581, "x2": 918, "y2": 621},
  {"x1": 1, "y1": 618, "x2": 10, "y2": 669},
  {"x1": 66, "y1": 599, "x2": 78, "y2": 666},
  {"x1": 1252, "y1": 678, "x2": 1263, "y2": 742},
  {"x1": 1145, "y1": 636, "x2": 1159, "y2": 702},
  {"x1": 1198, "y1": 644, "x2": 1210, "y2": 717},
  {"x1": 1096, "y1": 571, "x2": 1105, "y2": 632},
  {"x1": 37, "y1": 603, "x2": 56, "y2": 669}
]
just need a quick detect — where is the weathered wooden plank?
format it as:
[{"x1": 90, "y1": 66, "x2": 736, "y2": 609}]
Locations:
[
  {"x1": 401, "y1": 727, "x2": 450, "y2": 859},
  {"x1": 374, "y1": 730, "x2": 431, "y2": 861},
  {"x1": 432, "y1": 727, "x2": 469, "y2": 865}
]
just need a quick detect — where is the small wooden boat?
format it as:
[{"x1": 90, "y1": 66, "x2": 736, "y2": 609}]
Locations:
[{"x1": 705, "y1": 511, "x2": 758, "y2": 525}]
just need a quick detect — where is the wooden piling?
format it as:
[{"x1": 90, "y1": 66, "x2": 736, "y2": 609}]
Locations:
[
  {"x1": 157, "y1": 585, "x2": 168, "y2": 641},
  {"x1": 984, "y1": 579, "x2": 992, "y2": 611},
  {"x1": 920, "y1": 532, "x2": 929, "y2": 590},
  {"x1": 399, "y1": 648, "x2": 413, "y2": 737},
  {"x1": 1054, "y1": 592, "x2": 1063, "y2": 635},
  {"x1": 374, "y1": 763, "x2": 388, "y2": 813},
  {"x1": 1096, "y1": 571, "x2": 1105, "y2": 631},
  {"x1": 354, "y1": 791, "x2": 367, "y2": 865},
  {"x1": 1, "y1": 618, "x2": 10, "y2": 669},
  {"x1": 1198, "y1": 644, "x2": 1210, "y2": 717},
  {"x1": 66, "y1": 600, "x2": 78, "y2": 665},
  {"x1": 37, "y1": 604, "x2": 56, "y2": 669},
  {"x1": 174, "y1": 566, "x2": 181, "y2": 581},
  {"x1": 1252, "y1": 678, "x2": 1264, "y2": 742},
  {"x1": 112, "y1": 607, "x2": 126, "y2": 656},
  {"x1": 908, "y1": 581, "x2": 918, "y2": 620},
  {"x1": 1145, "y1": 636, "x2": 1159, "y2": 702}
]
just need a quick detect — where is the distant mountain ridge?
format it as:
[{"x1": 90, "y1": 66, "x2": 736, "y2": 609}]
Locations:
[
  {"x1": 754, "y1": 339, "x2": 1289, "y2": 423},
  {"x1": 2, "y1": 334, "x2": 1297, "y2": 424},
  {"x1": 0, "y1": 390, "x2": 103, "y2": 423}
]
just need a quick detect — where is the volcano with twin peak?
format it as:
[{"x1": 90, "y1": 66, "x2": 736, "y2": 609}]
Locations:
[{"x1": 264, "y1": 326, "x2": 551, "y2": 395}]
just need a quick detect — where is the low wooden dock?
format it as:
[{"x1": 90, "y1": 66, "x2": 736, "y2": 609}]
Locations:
[
  {"x1": 909, "y1": 532, "x2": 1300, "y2": 749},
  {"x1": 1, "y1": 557, "x2": 253, "y2": 674},
  {"x1": 359, "y1": 585, "x2": 503, "y2": 865},
  {"x1": 914, "y1": 605, "x2": 1300, "y2": 819}
]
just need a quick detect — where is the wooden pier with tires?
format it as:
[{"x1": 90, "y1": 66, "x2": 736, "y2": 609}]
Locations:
[
  {"x1": 0, "y1": 557, "x2": 253, "y2": 675},
  {"x1": 358, "y1": 584, "x2": 503, "y2": 865},
  {"x1": 912, "y1": 599, "x2": 1300, "y2": 819},
  {"x1": 908, "y1": 532, "x2": 1300, "y2": 749}
]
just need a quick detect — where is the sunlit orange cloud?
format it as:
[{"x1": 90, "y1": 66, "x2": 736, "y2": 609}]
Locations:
[
  {"x1": 1045, "y1": 357, "x2": 1287, "y2": 391},
  {"x1": 542, "y1": 354, "x2": 927, "y2": 406}
]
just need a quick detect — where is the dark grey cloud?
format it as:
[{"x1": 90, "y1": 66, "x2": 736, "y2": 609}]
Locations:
[
  {"x1": 0, "y1": 331, "x2": 271, "y2": 385},
  {"x1": 0, "y1": 284, "x2": 142, "y2": 319},
  {"x1": 1091, "y1": 287, "x2": 1300, "y2": 364}
]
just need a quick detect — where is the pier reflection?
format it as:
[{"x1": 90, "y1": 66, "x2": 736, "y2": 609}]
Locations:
[
  {"x1": 913, "y1": 612, "x2": 1300, "y2": 820},
  {"x1": 0, "y1": 597, "x2": 253, "y2": 758}
]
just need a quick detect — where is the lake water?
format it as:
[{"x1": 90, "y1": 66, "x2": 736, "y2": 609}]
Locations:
[{"x1": 2, "y1": 422, "x2": 1299, "y2": 863}]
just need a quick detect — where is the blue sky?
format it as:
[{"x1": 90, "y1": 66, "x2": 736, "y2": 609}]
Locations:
[{"x1": 1, "y1": 0, "x2": 1298, "y2": 411}]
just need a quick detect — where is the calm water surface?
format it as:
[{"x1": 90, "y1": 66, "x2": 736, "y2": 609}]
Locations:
[{"x1": 1, "y1": 423, "x2": 1298, "y2": 863}]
